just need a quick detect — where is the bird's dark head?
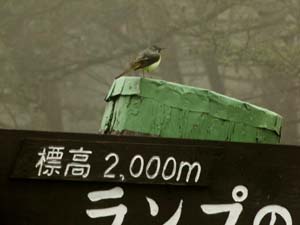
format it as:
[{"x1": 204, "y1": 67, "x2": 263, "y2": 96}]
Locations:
[{"x1": 150, "y1": 45, "x2": 165, "y2": 53}]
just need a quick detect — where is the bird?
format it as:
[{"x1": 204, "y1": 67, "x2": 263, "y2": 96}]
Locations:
[{"x1": 115, "y1": 45, "x2": 164, "y2": 79}]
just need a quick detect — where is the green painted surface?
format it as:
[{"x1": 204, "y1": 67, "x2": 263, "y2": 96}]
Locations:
[{"x1": 101, "y1": 76, "x2": 282, "y2": 143}]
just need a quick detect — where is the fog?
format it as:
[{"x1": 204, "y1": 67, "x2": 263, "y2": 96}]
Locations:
[{"x1": 0, "y1": 0, "x2": 299, "y2": 145}]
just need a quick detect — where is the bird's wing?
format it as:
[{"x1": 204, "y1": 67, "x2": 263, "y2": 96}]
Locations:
[{"x1": 131, "y1": 51, "x2": 160, "y2": 70}]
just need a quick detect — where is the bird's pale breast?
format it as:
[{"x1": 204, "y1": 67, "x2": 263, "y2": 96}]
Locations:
[{"x1": 144, "y1": 56, "x2": 161, "y2": 72}]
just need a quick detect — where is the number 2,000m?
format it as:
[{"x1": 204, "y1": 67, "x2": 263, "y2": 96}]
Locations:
[{"x1": 104, "y1": 153, "x2": 202, "y2": 183}]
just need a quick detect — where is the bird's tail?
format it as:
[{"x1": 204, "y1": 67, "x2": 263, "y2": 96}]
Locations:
[{"x1": 115, "y1": 67, "x2": 133, "y2": 79}]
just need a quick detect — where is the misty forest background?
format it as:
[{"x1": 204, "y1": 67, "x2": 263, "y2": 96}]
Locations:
[{"x1": 0, "y1": 0, "x2": 299, "y2": 145}]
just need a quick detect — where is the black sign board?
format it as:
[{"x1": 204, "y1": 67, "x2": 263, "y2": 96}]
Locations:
[
  {"x1": 12, "y1": 138, "x2": 216, "y2": 186},
  {"x1": 1, "y1": 129, "x2": 300, "y2": 225}
]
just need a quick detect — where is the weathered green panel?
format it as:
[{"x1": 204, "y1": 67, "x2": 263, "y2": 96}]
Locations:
[{"x1": 101, "y1": 76, "x2": 282, "y2": 144}]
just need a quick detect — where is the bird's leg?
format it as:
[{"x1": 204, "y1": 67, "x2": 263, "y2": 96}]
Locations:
[{"x1": 142, "y1": 70, "x2": 145, "y2": 77}]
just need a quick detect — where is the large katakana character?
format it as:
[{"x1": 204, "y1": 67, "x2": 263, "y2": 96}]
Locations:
[
  {"x1": 253, "y1": 205, "x2": 292, "y2": 225},
  {"x1": 200, "y1": 185, "x2": 248, "y2": 225},
  {"x1": 86, "y1": 186, "x2": 127, "y2": 225},
  {"x1": 146, "y1": 196, "x2": 183, "y2": 225}
]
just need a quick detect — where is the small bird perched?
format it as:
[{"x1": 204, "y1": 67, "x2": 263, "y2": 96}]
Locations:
[{"x1": 115, "y1": 45, "x2": 164, "y2": 79}]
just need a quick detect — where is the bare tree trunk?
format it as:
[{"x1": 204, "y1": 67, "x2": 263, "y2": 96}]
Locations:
[
  {"x1": 260, "y1": 71, "x2": 299, "y2": 145},
  {"x1": 40, "y1": 80, "x2": 63, "y2": 131},
  {"x1": 202, "y1": 49, "x2": 225, "y2": 94},
  {"x1": 281, "y1": 91, "x2": 299, "y2": 145},
  {"x1": 161, "y1": 37, "x2": 183, "y2": 83}
]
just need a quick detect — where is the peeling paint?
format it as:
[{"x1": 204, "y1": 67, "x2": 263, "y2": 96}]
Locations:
[{"x1": 101, "y1": 77, "x2": 282, "y2": 144}]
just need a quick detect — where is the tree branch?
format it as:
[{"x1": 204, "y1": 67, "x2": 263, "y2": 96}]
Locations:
[{"x1": 1, "y1": 103, "x2": 18, "y2": 128}]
